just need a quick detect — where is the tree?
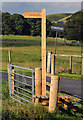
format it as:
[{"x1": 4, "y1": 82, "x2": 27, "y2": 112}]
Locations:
[
  {"x1": 10, "y1": 14, "x2": 26, "y2": 35},
  {"x1": 35, "y1": 19, "x2": 41, "y2": 36},
  {"x1": 46, "y1": 19, "x2": 52, "y2": 37},
  {"x1": 2, "y1": 12, "x2": 11, "y2": 35}
]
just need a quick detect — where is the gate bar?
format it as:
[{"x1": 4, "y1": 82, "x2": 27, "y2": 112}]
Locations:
[
  {"x1": 10, "y1": 64, "x2": 34, "y2": 71},
  {"x1": 11, "y1": 78, "x2": 32, "y2": 87},
  {"x1": 12, "y1": 89, "x2": 32, "y2": 99},
  {"x1": 11, "y1": 72, "x2": 32, "y2": 79}
]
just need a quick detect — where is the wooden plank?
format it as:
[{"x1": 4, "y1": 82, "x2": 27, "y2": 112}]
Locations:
[
  {"x1": 23, "y1": 12, "x2": 42, "y2": 18},
  {"x1": 42, "y1": 9, "x2": 46, "y2": 96},
  {"x1": 55, "y1": 54, "x2": 82, "y2": 58},
  {"x1": 46, "y1": 73, "x2": 51, "y2": 77},
  {"x1": 46, "y1": 82, "x2": 51, "y2": 87},
  {"x1": 46, "y1": 73, "x2": 62, "y2": 79},
  {"x1": 35, "y1": 68, "x2": 42, "y2": 96}
]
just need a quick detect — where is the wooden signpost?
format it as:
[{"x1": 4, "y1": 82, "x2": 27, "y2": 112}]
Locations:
[{"x1": 23, "y1": 9, "x2": 46, "y2": 96}]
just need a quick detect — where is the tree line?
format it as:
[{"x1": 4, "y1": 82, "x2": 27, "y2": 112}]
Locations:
[
  {"x1": 2, "y1": 12, "x2": 54, "y2": 37},
  {"x1": 2, "y1": 10, "x2": 83, "y2": 42}
]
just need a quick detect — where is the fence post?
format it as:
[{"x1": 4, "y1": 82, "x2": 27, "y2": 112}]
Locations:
[
  {"x1": 47, "y1": 51, "x2": 52, "y2": 73},
  {"x1": 35, "y1": 67, "x2": 42, "y2": 96},
  {"x1": 8, "y1": 50, "x2": 11, "y2": 89},
  {"x1": 49, "y1": 75, "x2": 59, "y2": 113},
  {"x1": 51, "y1": 54, "x2": 55, "y2": 75},
  {"x1": 82, "y1": 53, "x2": 83, "y2": 75},
  {"x1": 9, "y1": 50, "x2": 11, "y2": 64},
  {"x1": 8, "y1": 65, "x2": 10, "y2": 88},
  {"x1": 69, "y1": 56, "x2": 72, "y2": 74},
  {"x1": 11, "y1": 66, "x2": 14, "y2": 94}
]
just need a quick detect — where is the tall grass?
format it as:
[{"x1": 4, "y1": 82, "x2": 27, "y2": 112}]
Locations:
[{"x1": 2, "y1": 81, "x2": 83, "y2": 120}]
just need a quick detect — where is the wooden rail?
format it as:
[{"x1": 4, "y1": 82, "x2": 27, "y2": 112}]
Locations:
[
  {"x1": 54, "y1": 54, "x2": 83, "y2": 74},
  {"x1": 54, "y1": 54, "x2": 82, "y2": 58},
  {"x1": 47, "y1": 52, "x2": 83, "y2": 75}
]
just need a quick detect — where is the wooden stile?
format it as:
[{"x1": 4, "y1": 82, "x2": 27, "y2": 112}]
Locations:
[
  {"x1": 46, "y1": 82, "x2": 51, "y2": 87},
  {"x1": 49, "y1": 75, "x2": 59, "y2": 113},
  {"x1": 11, "y1": 66, "x2": 14, "y2": 94},
  {"x1": 35, "y1": 68, "x2": 42, "y2": 96}
]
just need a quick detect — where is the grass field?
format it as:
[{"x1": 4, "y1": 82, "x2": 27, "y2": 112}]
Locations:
[
  {"x1": 1, "y1": 35, "x2": 82, "y2": 79},
  {"x1": 1, "y1": 80, "x2": 83, "y2": 120},
  {"x1": 1, "y1": 35, "x2": 83, "y2": 119}
]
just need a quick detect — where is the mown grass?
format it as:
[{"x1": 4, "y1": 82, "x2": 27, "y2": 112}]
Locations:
[
  {"x1": 2, "y1": 80, "x2": 83, "y2": 120},
  {"x1": 1, "y1": 35, "x2": 82, "y2": 79},
  {"x1": 1, "y1": 35, "x2": 81, "y2": 43}
]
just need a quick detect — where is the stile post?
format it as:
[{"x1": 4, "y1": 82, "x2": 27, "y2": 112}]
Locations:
[
  {"x1": 51, "y1": 54, "x2": 55, "y2": 75},
  {"x1": 11, "y1": 66, "x2": 14, "y2": 94},
  {"x1": 35, "y1": 68, "x2": 42, "y2": 96},
  {"x1": 47, "y1": 51, "x2": 52, "y2": 73},
  {"x1": 49, "y1": 75, "x2": 59, "y2": 113},
  {"x1": 69, "y1": 56, "x2": 72, "y2": 74},
  {"x1": 42, "y1": 9, "x2": 46, "y2": 96}
]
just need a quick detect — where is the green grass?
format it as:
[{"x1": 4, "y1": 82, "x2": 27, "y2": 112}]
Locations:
[
  {"x1": 1, "y1": 35, "x2": 82, "y2": 79},
  {"x1": 2, "y1": 80, "x2": 83, "y2": 120},
  {"x1": 1, "y1": 35, "x2": 80, "y2": 43},
  {"x1": 0, "y1": 80, "x2": 2, "y2": 119},
  {"x1": 1, "y1": 35, "x2": 41, "y2": 40},
  {"x1": 57, "y1": 73, "x2": 81, "y2": 79}
]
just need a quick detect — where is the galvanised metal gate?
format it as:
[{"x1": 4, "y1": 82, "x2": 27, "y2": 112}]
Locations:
[{"x1": 9, "y1": 64, "x2": 35, "y2": 104}]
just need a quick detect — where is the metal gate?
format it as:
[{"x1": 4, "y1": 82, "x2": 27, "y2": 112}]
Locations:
[{"x1": 9, "y1": 64, "x2": 35, "y2": 104}]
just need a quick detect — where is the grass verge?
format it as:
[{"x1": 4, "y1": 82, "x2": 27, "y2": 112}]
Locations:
[{"x1": 2, "y1": 80, "x2": 83, "y2": 120}]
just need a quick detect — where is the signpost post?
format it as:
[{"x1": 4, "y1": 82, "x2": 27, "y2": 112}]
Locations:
[
  {"x1": 51, "y1": 24, "x2": 64, "y2": 54},
  {"x1": 55, "y1": 31, "x2": 57, "y2": 54},
  {"x1": 23, "y1": 9, "x2": 46, "y2": 96}
]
